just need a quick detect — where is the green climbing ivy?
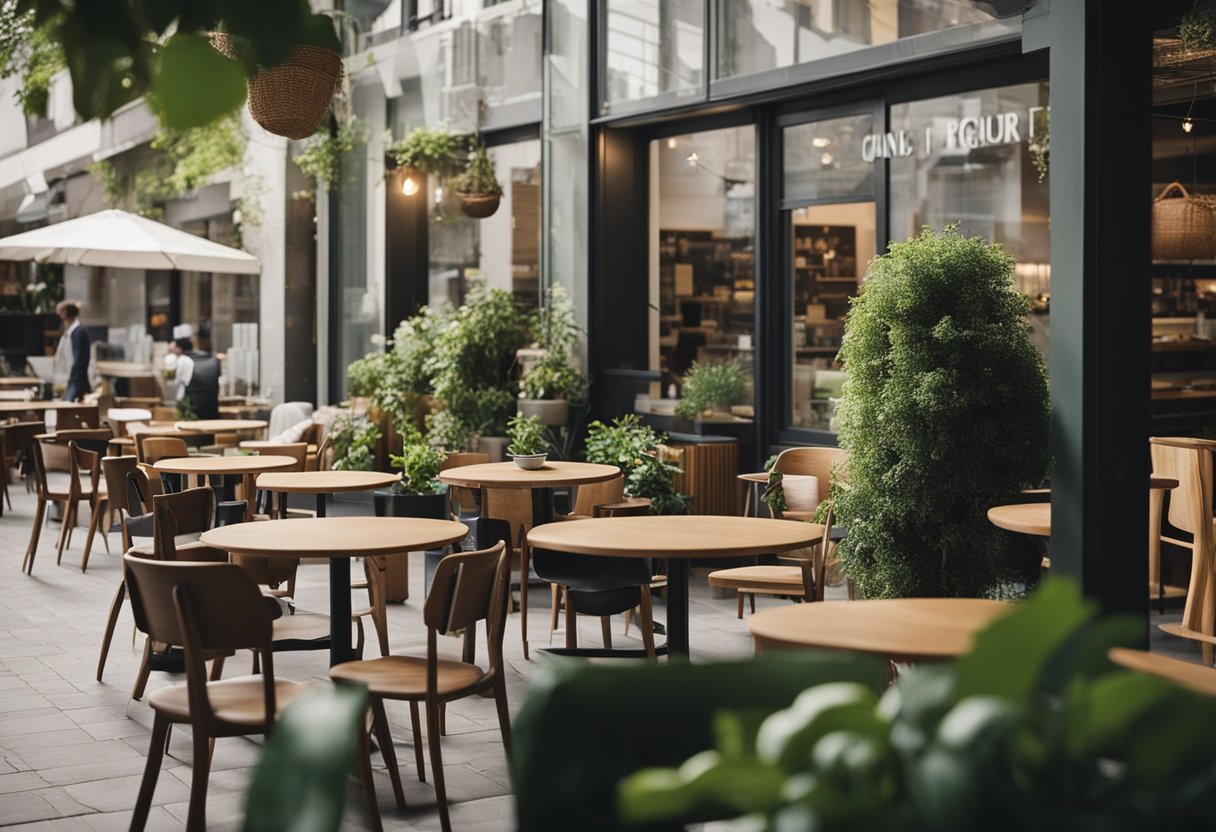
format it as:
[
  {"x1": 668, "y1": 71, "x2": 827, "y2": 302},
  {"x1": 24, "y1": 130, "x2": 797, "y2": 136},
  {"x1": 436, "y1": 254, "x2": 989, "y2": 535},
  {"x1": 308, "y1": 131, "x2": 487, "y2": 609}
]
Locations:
[{"x1": 0, "y1": 4, "x2": 64, "y2": 118}]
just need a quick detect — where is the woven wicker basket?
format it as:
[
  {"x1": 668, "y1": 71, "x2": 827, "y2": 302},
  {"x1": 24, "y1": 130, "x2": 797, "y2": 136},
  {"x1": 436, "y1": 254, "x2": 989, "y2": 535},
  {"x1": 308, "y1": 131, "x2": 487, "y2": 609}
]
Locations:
[
  {"x1": 1153, "y1": 181, "x2": 1216, "y2": 261},
  {"x1": 459, "y1": 193, "x2": 501, "y2": 219},
  {"x1": 211, "y1": 34, "x2": 342, "y2": 140}
]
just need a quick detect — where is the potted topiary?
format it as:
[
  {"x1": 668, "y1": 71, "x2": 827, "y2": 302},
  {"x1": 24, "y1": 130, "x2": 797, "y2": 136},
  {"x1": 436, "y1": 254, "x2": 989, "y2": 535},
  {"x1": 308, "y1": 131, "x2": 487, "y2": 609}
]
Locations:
[
  {"x1": 373, "y1": 429, "x2": 448, "y2": 519},
  {"x1": 454, "y1": 139, "x2": 503, "y2": 219},
  {"x1": 674, "y1": 359, "x2": 746, "y2": 421},
  {"x1": 507, "y1": 412, "x2": 549, "y2": 469},
  {"x1": 835, "y1": 225, "x2": 1051, "y2": 599}
]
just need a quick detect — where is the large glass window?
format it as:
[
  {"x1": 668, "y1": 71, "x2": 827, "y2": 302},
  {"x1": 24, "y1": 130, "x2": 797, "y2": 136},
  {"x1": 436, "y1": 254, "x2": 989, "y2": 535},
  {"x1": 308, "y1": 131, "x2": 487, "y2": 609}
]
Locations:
[
  {"x1": 718, "y1": 0, "x2": 1017, "y2": 81},
  {"x1": 601, "y1": 0, "x2": 704, "y2": 114},
  {"x1": 888, "y1": 81, "x2": 1051, "y2": 358},
  {"x1": 783, "y1": 112, "x2": 877, "y2": 432}
]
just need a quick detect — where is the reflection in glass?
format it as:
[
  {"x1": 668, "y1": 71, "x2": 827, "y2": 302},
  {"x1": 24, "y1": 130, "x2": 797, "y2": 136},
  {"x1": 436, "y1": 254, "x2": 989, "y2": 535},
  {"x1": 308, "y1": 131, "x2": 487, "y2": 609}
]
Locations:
[
  {"x1": 602, "y1": 0, "x2": 704, "y2": 112},
  {"x1": 783, "y1": 114, "x2": 875, "y2": 202},
  {"x1": 718, "y1": 0, "x2": 1014, "y2": 80}
]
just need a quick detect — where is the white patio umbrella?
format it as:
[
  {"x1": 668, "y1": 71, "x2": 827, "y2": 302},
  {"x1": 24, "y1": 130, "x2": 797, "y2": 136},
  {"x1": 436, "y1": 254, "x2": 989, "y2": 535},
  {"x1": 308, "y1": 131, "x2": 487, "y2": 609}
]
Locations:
[{"x1": 0, "y1": 209, "x2": 260, "y2": 274}]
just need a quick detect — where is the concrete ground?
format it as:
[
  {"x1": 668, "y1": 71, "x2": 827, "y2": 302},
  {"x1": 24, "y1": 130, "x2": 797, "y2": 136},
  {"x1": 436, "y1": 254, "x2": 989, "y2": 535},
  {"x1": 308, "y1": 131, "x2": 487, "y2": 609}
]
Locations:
[{"x1": 0, "y1": 485, "x2": 1201, "y2": 831}]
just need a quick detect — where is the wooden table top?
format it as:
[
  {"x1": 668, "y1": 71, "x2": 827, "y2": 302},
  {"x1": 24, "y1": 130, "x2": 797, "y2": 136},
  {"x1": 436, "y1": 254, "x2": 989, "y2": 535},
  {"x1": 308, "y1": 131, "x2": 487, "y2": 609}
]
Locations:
[
  {"x1": 987, "y1": 502, "x2": 1051, "y2": 536},
  {"x1": 439, "y1": 461, "x2": 619, "y2": 489},
  {"x1": 1108, "y1": 647, "x2": 1216, "y2": 697},
  {"x1": 527, "y1": 515, "x2": 823, "y2": 558},
  {"x1": 1021, "y1": 477, "x2": 1179, "y2": 495},
  {"x1": 200, "y1": 516, "x2": 468, "y2": 558},
  {"x1": 749, "y1": 598, "x2": 1012, "y2": 661},
  {"x1": 0, "y1": 377, "x2": 41, "y2": 388},
  {"x1": 95, "y1": 360, "x2": 155, "y2": 378},
  {"x1": 0, "y1": 401, "x2": 97, "y2": 413},
  {"x1": 256, "y1": 470, "x2": 398, "y2": 493},
  {"x1": 175, "y1": 419, "x2": 267, "y2": 433},
  {"x1": 152, "y1": 454, "x2": 297, "y2": 475},
  {"x1": 239, "y1": 440, "x2": 318, "y2": 453}
]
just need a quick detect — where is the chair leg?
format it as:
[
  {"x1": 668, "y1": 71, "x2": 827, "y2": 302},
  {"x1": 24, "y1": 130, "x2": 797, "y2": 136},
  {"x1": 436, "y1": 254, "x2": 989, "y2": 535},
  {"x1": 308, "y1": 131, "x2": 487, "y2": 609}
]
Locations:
[
  {"x1": 357, "y1": 717, "x2": 384, "y2": 832},
  {"x1": 55, "y1": 501, "x2": 72, "y2": 565},
  {"x1": 564, "y1": 588, "x2": 578, "y2": 650},
  {"x1": 23, "y1": 497, "x2": 46, "y2": 574},
  {"x1": 439, "y1": 702, "x2": 446, "y2": 736},
  {"x1": 210, "y1": 655, "x2": 225, "y2": 681},
  {"x1": 131, "y1": 712, "x2": 170, "y2": 832},
  {"x1": 370, "y1": 698, "x2": 406, "y2": 812},
  {"x1": 425, "y1": 698, "x2": 452, "y2": 832},
  {"x1": 82, "y1": 497, "x2": 103, "y2": 573},
  {"x1": 639, "y1": 589, "x2": 657, "y2": 659},
  {"x1": 492, "y1": 676, "x2": 512, "y2": 757},
  {"x1": 520, "y1": 546, "x2": 530, "y2": 661},
  {"x1": 600, "y1": 616, "x2": 613, "y2": 650},
  {"x1": 548, "y1": 583, "x2": 560, "y2": 645},
  {"x1": 96, "y1": 581, "x2": 126, "y2": 682},
  {"x1": 749, "y1": 593, "x2": 756, "y2": 615},
  {"x1": 373, "y1": 601, "x2": 390, "y2": 658},
  {"x1": 64, "y1": 500, "x2": 77, "y2": 552},
  {"x1": 409, "y1": 702, "x2": 426, "y2": 783},
  {"x1": 185, "y1": 728, "x2": 213, "y2": 832},
  {"x1": 131, "y1": 639, "x2": 153, "y2": 702},
  {"x1": 736, "y1": 591, "x2": 744, "y2": 619}
]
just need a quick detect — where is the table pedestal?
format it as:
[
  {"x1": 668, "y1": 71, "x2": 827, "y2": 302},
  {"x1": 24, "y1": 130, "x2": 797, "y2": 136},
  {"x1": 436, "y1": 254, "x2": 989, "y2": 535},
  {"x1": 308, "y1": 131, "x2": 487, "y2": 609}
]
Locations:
[{"x1": 314, "y1": 492, "x2": 355, "y2": 666}]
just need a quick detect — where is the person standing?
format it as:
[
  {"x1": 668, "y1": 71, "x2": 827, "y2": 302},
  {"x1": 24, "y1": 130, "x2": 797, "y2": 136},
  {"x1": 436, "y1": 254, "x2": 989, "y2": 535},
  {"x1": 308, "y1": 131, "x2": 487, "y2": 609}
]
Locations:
[
  {"x1": 54, "y1": 301, "x2": 91, "y2": 402},
  {"x1": 167, "y1": 327, "x2": 220, "y2": 420}
]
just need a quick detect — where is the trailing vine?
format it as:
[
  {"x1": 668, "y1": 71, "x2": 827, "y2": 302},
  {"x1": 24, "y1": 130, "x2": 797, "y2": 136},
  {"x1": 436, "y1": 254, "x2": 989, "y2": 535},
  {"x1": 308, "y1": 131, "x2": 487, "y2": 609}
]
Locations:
[
  {"x1": 294, "y1": 114, "x2": 367, "y2": 193},
  {"x1": 0, "y1": 3, "x2": 64, "y2": 118}
]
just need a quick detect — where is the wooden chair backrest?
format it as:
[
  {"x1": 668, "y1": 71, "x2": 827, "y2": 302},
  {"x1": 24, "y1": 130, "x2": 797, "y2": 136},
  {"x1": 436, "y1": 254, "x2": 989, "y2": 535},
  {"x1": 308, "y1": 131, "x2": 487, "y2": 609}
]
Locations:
[
  {"x1": 1149, "y1": 437, "x2": 1215, "y2": 635},
  {"x1": 441, "y1": 452, "x2": 491, "y2": 471},
  {"x1": 122, "y1": 554, "x2": 277, "y2": 726},
  {"x1": 34, "y1": 437, "x2": 70, "y2": 477},
  {"x1": 260, "y1": 442, "x2": 307, "y2": 470},
  {"x1": 482, "y1": 487, "x2": 534, "y2": 551},
  {"x1": 52, "y1": 427, "x2": 113, "y2": 442},
  {"x1": 314, "y1": 434, "x2": 332, "y2": 471},
  {"x1": 772, "y1": 447, "x2": 846, "y2": 508},
  {"x1": 55, "y1": 405, "x2": 99, "y2": 431},
  {"x1": 70, "y1": 442, "x2": 100, "y2": 494},
  {"x1": 1, "y1": 420, "x2": 44, "y2": 465},
  {"x1": 139, "y1": 436, "x2": 190, "y2": 465},
  {"x1": 126, "y1": 467, "x2": 155, "y2": 515},
  {"x1": 441, "y1": 452, "x2": 490, "y2": 515},
  {"x1": 424, "y1": 543, "x2": 509, "y2": 669},
  {"x1": 153, "y1": 487, "x2": 215, "y2": 542},
  {"x1": 101, "y1": 456, "x2": 138, "y2": 516},
  {"x1": 233, "y1": 552, "x2": 298, "y2": 588},
  {"x1": 598, "y1": 499, "x2": 650, "y2": 518},
  {"x1": 571, "y1": 476, "x2": 626, "y2": 517}
]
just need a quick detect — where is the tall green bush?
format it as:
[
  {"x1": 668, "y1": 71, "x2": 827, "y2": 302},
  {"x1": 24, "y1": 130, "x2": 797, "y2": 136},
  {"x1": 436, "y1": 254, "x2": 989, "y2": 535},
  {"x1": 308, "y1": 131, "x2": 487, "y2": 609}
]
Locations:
[{"x1": 835, "y1": 226, "x2": 1050, "y2": 598}]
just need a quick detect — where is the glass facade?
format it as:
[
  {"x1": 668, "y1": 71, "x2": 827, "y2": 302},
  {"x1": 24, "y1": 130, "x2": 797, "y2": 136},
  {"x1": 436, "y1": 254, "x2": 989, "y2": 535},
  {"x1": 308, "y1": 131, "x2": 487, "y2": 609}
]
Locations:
[
  {"x1": 601, "y1": 0, "x2": 704, "y2": 113},
  {"x1": 717, "y1": 0, "x2": 1016, "y2": 80}
]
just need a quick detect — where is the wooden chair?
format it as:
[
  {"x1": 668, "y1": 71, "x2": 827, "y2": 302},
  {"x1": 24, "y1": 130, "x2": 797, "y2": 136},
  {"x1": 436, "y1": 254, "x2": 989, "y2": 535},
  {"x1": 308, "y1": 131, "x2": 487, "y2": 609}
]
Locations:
[
  {"x1": 55, "y1": 406, "x2": 98, "y2": 431},
  {"x1": 122, "y1": 555, "x2": 318, "y2": 832},
  {"x1": 330, "y1": 542, "x2": 511, "y2": 832},
  {"x1": 481, "y1": 488, "x2": 535, "y2": 658},
  {"x1": 135, "y1": 433, "x2": 190, "y2": 463},
  {"x1": 1149, "y1": 437, "x2": 1216, "y2": 665},
  {"x1": 51, "y1": 427, "x2": 114, "y2": 455},
  {"x1": 251, "y1": 441, "x2": 307, "y2": 515},
  {"x1": 708, "y1": 447, "x2": 847, "y2": 617},
  {"x1": 100, "y1": 454, "x2": 138, "y2": 539},
  {"x1": 1, "y1": 420, "x2": 44, "y2": 506},
  {"x1": 22, "y1": 438, "x2": 98, "y2": 574}
]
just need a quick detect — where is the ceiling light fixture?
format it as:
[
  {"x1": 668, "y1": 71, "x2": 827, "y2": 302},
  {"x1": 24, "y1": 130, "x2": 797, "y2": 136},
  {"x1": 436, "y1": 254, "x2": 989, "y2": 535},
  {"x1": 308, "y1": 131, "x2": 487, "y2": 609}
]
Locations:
[{"x1": 1184, "y1": 117, "x2": 1195, "y2": 133}]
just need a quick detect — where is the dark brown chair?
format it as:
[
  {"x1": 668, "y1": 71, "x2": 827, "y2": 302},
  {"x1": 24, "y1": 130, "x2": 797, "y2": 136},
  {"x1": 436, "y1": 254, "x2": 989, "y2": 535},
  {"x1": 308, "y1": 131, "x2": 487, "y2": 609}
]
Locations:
[
  {"x1": 23, "y1": 438, "x2": 98, "y2": 574},
  {"x1": 1, "y1": 420, "x2": 45, "y2": 508},
  {"x1": 330, "y1": 542, "x2": 511, "y2": 832},
  {"x1": 123, "y1": 555, "x2": 319, "y2": 832},
  {"x1": 481, "y1": 488, "x2": 534, "y2": 658},
  {"x1": 55, "y1": 405, "x2": 99, "y2": 431}
]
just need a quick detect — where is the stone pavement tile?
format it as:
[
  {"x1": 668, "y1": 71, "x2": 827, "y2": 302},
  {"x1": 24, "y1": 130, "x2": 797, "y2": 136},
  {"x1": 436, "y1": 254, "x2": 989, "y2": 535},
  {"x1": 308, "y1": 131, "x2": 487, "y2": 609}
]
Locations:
[
  {"x1": 77, "y1": 807, "x2": 183, "y2": 831},
  {"x1": 0, "y1": 711, "x2": 76, "y2": 739},
  {"x1": 62, "y1": 772, "x2": 190, "y2": 814},
  {"x1": 0, "y1": 786, "x2": 91, "y2": 825},
  {"x1": 37, "y1": 757, "x2": 149, "y2": 788},
  {"x1": 22, "y1": 678, "x2": 77, "y2": 697},
  {"x1": 78, "y1": 720, "x2": 150, "y2": 743},
  {"x1": 0, "y1": 728, "x2": 95, "y2": 753},
  {"x1": 14, "y1": 739, "x2": 142, "y2": 772},
  {"x1": 0, "y1": 771, "x2": 50, "y2": 795},
  {"x1": 409, "y1": 794, "x2": 515, "y2": 832}
]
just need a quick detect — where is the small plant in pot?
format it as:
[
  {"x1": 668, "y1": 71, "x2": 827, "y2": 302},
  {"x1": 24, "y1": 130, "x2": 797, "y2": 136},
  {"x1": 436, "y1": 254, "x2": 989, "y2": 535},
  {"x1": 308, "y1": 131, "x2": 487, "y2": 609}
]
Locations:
[
  {"x1": 674, "y1": 359, "x2": 746, "y2": 421},
  {"x1": 454, "y1": 139, "x2": 503, "y2": 219},
  {"x1": 518, "y1": 284, "x2": 587, "y2": 426},
  {"x1": 585, "y1": 414, "x2": 690, "y2": 515},
  {"x1": 374, "y1": 429, "x2": 448, "y2": 519},
  {"x1": 507, "y1": 412, "x2": 549, "y2": 469}
]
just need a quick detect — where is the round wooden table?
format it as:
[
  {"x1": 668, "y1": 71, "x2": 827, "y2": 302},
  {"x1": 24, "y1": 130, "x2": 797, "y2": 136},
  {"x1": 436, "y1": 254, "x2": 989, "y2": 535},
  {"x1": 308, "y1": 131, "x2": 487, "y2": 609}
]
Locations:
[
  {"x1": 176, "y1": 419, "x2": 267, "y2": 435},
  {"x1": 440, "y1": 461, "x2": 620, "y2": 545},
  {"x1": 748, "y1": 598, "x2": 1011, "y2": 662},
  {"x1": 201, "y1": 517, "x2": 468, "y2": 665},
  {"x1": 256, "y1": 469, "x2": 398, "y2": 516},
  {"x1": 240, "y1": 440, "x2": 318, "y2": 453},
  {"x1": 153, "y1": 455, "x2": 297, "y2": 521},
  {"x1": 987, "y1": 502, "x2": 1051, "y2": 537},
  {"x1": 1108, "y1": 647, "x2": 1216, "y2": 698},
  {"x1": 527, "y1": 515, "x2": 822, "y2": 657}
]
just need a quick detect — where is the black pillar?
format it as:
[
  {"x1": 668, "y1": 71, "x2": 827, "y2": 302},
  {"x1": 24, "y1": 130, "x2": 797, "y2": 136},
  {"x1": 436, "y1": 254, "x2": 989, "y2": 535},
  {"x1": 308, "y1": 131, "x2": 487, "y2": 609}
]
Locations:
[
  {"x1": 1049, "y1": 1, "x2": 1152, "y2": 619},
  {"x1": 385, "y1": 166, "x2": 430, "y2": 335}
]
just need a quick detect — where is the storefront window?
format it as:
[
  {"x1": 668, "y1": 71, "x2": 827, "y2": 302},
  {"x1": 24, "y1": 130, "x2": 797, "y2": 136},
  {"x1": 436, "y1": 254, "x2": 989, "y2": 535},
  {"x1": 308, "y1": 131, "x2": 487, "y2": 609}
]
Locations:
[
  {"x1": 888, "y1": 81, "x2": 1051, "y2": 358},
  {"x1": 717, "y1": 0, "x2": 1016, "y2": 81},
  {"x1": 645, "y1": 126, "x2": 756, "y2": 420},
  {"x1": 601, "y1": 0, "x2": 703, "y2": 114},
  {"x1": 478, "y1": 3, "x2": 543, "y2": 111},
  {"x1": 784, "y1": 112, "x2": 877, "y2": 432}
]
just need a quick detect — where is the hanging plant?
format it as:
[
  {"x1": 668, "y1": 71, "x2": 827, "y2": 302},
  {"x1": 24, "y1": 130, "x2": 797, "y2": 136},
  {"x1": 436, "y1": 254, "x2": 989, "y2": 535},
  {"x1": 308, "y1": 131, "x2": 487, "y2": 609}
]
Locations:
[
  {"x1": 0, "y1": 10, "x2": 64, "y2": 118},
  {"x1": 454, "y1": 139, "x2": 503, "y2": 219},
  {"x1": 294, "y1": 114, "x2": 366, "y2": 193},
  {"x1": 386, "y1": 126, "x2": 468, "y2": 179},
  {"x1": 1180, "y1": 2, "x2": 1216, "y2": 52}
]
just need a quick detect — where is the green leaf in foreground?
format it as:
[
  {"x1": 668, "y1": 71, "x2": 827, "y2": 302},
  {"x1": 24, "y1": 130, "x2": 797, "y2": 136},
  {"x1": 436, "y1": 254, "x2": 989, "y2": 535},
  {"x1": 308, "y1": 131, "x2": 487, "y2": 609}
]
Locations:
[{"x1": 155, "y1": 33, "x2": 246, "y2": 130}]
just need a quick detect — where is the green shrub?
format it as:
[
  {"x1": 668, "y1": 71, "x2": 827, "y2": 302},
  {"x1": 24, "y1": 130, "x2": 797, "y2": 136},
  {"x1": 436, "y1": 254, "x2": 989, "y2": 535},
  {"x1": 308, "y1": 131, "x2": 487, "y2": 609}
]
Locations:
[
  {"x1": 388, "y1": 434, "x2": 445, "y2": 495},
  {"x1": 346, "y1": 351, "x2": 387, "y2": 398},
  {"x1": 520, "y1": 283, "x2": 587, "y2": 401},
  {"x1": 585, "y1": 414, "x2": 689, "y2": 515},
  {"x1": 506, "y1": 412, "x2": 548, "y2": 456},
  {"x1": 328, "y1": 411, "x2": 380, "y2": 472},
  {"x1": 835, "y1": 226, "x2": 1050, "y2": 598},
  {"x1": 675, "y1": 359, "x2": 745, "y2": 420}
]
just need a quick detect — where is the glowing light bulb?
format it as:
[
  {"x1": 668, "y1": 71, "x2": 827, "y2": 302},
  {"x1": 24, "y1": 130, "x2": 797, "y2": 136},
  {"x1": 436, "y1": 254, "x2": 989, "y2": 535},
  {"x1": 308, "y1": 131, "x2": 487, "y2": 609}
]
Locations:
[
  {"x1": 1184, "y1": 117, "x2": 1195, "y2": 134},
  {"x1": 811, "y1": 136, "x2": 831, "y2": 148},
  {"x1": 667, "y1": 137, "x2": 678, "y2": 149},
  {"x1": 686, "y1": 152, "x2": 699, "y2": 167},
  {"x1": 434, "y1": 186, "x2": 444, "y2": 204},
  {"x1": 402, "y1": 174, "x2": 419, "y2": 196},
  {"x1": 820, "y1": 151, "x2": 834, "y2": 166}
]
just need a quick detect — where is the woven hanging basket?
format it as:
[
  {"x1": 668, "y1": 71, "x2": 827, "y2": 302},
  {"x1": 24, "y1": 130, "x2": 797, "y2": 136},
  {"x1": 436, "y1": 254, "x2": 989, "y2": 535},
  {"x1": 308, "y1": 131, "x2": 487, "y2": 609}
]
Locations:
[
  {"x1": 1152, "y1": 181, "x2": 1216, "y2": 261},
  {"x1": 211, "y1": 34, "x2": 343, "y2": 140},
  {"x1": 459, "y1": 192, "x2": 501, "y2": 219}
]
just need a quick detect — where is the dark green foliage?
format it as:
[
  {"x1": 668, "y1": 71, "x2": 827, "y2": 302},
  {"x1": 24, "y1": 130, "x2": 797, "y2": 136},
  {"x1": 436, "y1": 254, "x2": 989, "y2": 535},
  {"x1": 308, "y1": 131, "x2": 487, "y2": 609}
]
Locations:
[
  {"x1": 835, "y1": 226, "x2": 1050, "y2": 598},
  {"x1": 454, "y1": 139, "x2": 503, "y2": 196},
  {"x1": 328, "y1": 410, "x2": 379, "y2": 471},
  {"x1": 388, "y1": 432, "x2": 445, "y2": 495},
  {"x1": 387, "y1": 126, "x2": 468, "y2": 179},
  {"x1": 506, "y1": 412, "x2": 548, "y2": 456},
  {"x1": 674, "y1": 359, "x2": 745, "y2": 420},
  {"x1": 614, "y1": 580, "x2": 1216, "y2": 832},
  {"x1": 585, "y1": 414, "x2": 689, "y2": 515}
]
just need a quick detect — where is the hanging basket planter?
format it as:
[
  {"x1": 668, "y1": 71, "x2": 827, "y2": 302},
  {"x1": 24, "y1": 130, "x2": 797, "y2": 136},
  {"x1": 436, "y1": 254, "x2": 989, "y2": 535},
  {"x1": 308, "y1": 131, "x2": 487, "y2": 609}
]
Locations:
[
  {"x1": 1152, "y1": 181, "x2": 1216, "y2": 261},
  {"x1": 211, "y1": 34, "x2": 343, "y2": 140},
  {"x1": 459, "y1": 192, "x2": 501, "y2": 219}
]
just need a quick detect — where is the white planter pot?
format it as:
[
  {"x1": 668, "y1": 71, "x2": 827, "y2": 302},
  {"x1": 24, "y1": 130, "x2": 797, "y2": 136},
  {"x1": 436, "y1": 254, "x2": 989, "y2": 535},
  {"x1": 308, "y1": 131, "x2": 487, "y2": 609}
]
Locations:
[
  {"x1": 477, "y1": 435, "x2": 509, "y2": 463},
  {"x1": 518, "y1": 398, "x2": 568, "y2": 426}
]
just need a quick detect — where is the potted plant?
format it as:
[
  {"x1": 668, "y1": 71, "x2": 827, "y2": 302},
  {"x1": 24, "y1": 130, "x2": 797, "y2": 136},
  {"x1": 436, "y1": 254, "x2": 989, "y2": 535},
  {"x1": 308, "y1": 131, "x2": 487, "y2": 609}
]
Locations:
[
  {"x1": 454, "y1": 139, "x2": 503, "y2": 219},
  {"x1": 518, "y1": 284, "x2": 587, "y2": 426},
  {"x1": 507, "y1": 412, "x2": 549, "y2": 469},
  {"x1": 386, "y1": 125, "x2": 468, "y2": 199},
  {"x1": 374, "y1": 430, "x2": 448, "y2": 519},
  {"x1": 835, "y1": 226, "x2": 1050, "y2": 599},
  {"x1": 585, "y1": 414, "x2": 689, "y2": 515},
  {"x1": 328, "y1": 410, "x2": 381, "y2": 471},
  {"x1": 674, "y1": 359, "x2": 745, "y2": 421}
]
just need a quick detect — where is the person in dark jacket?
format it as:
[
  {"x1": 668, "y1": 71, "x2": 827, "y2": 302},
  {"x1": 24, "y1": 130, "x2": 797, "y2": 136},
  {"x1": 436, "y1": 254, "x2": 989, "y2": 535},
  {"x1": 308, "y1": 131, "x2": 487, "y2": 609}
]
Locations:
[{"x1": 55, "y1": 301, "x2": 91, "y2": 402}]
